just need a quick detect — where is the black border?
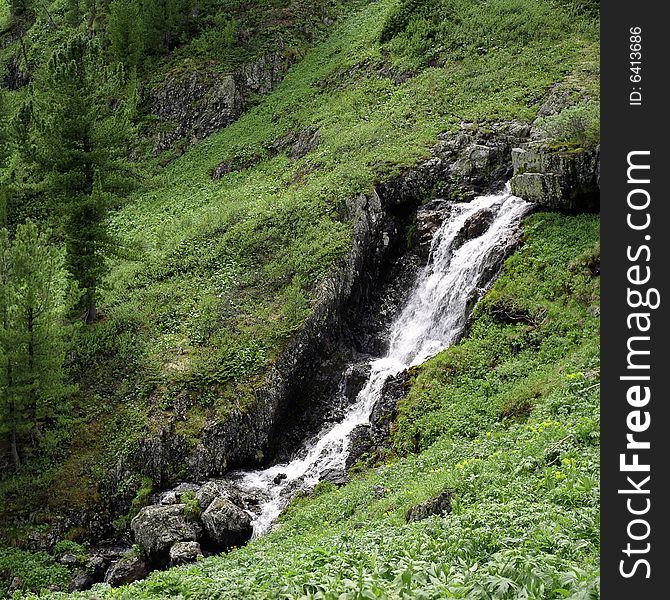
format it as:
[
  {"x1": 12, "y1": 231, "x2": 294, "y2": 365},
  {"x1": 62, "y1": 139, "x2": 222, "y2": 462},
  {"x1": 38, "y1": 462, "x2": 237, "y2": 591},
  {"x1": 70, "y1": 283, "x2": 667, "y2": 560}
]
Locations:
[{"x1": 601, "y1": 2, "x2": 670, "y2": 597}]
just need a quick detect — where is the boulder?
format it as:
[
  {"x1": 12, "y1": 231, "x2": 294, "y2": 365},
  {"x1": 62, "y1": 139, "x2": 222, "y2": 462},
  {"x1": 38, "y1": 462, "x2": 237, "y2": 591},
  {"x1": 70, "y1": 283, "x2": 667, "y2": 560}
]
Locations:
[
  {"x1": 346, "y1": 424, "x2": 374, "y2": 469},
  {"x1": 7, "y1": 577, "x2": 22, "y2": 595},
  {"x1": 273, "y1": 472, "x2": 288, "y2": 485},
  {"x1": 169, "y1": 541, "x2": 203, "y2": 566},
  {"x1": 158, "y1": 482, "x2": 201, "y2": 505},
  {"x1": 452, "y1": 208, "x2": 494, "y2": 250},
  {"x1": 405, "y1": 490, "x2": 454, "y2": 523},
  {"x1": 195, "y1": 480, "x2": 238, "y2": 511},
  {"x1": 346, "y1": 370, "x2": 408, "y2": 469},
  {"x1": 104, "y1": 553, "x2": 149, "y2": 587},
  {"x1": 59, "y1": 552, "x2": 79, "y2": 566},
  {"x1": 131, "y1": 505, "x2": 202, "y2": 560},
  {"x1": 320, "y1": 468, "x2": 348, "y2": 486},
  {"x1": 201, "y1": 497, "x2": 253, "y2": 548},
  {"x1": 290, "y1": 127, "x2": 321, "y2": 159},
  {"x1": 68, "y1": 569, "x2": 96, "y2": 592},
  {"x1": 510, "y1": 143, "x2": 599, "y2": 212}
]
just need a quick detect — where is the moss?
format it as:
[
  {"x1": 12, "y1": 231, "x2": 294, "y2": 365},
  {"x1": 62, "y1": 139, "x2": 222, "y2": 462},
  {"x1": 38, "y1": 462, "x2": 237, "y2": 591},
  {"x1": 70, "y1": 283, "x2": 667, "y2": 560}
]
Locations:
[{"x1": 182, "y1": 492, "x2": 202, "y2": 522}]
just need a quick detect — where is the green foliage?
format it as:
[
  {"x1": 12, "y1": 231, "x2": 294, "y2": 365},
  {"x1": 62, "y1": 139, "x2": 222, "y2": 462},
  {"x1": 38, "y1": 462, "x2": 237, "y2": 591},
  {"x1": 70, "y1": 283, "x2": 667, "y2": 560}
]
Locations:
[
  {"x1": 8, "y1": 0, "x2": 29, "y2": 20},
  {"x1": 379, "y1": 0, "x2": 597, "y2": 68},
  {"x1": 113, "y1": 475, "x2": 153, "y2": 532},
  {"x1": 108, "y1": 0, "x2": 144, "y2": 70},
  {"x1": 535, "y1": 101, "x2": 600, "y2": 149},
  {"x1": 181, "y1": 491, "x2": 202, "y2": 521},
  {"x1": 37, "y1": 213, "x2": 600, "y2": 600},
  {"x1": 140, "y1": 0, "x2": 195, "y2": 55},
  {"x1": 52, "y1": 540, "x2": 88, "y2": 563},
  {"x1": 0, "y1": 547, "x2": 70, "y2": 595},
  {"x1": 0, "y1": 220, "x2": 74, "y2": 470},
  {"x1": 20, "y1": 33, "x2": 136, "y2": 320}
]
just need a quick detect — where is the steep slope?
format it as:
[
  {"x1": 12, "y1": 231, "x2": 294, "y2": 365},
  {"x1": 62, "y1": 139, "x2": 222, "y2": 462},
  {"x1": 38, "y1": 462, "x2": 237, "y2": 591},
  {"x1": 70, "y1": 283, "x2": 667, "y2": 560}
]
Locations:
[{"x1": 34, "y1": 211, "x2": 600, "y2": 599}]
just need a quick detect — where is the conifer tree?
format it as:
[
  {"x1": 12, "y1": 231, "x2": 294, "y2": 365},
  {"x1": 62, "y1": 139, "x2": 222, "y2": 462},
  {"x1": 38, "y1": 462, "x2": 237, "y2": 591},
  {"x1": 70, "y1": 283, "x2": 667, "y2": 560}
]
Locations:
[
  {"x1": 29, "y1": 34, "x2": 134, "y2": 322},
  {"x1": 108, "y1": 0, "x2": 144, "y2": 70},
  {"x1": 0, "y1": 221, "x2": 71, "y2": 471}
]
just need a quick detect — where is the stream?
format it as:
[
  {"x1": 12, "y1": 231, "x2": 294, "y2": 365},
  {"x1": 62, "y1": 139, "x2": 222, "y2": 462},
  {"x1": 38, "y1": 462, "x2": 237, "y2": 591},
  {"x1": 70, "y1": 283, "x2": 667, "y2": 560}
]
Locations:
[{"x1": 227, "y1": 186, "x2": 532, "y2": 537}]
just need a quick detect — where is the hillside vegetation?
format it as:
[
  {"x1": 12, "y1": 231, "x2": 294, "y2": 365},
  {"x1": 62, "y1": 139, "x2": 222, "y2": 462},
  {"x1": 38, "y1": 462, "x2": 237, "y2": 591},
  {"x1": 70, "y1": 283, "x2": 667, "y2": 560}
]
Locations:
[
  {"x1": 0, "y1": 0, "x2": 599, "y2": 596},
  {"x1": 35, "y1": 212, "x2": 600, "y2": 599}
]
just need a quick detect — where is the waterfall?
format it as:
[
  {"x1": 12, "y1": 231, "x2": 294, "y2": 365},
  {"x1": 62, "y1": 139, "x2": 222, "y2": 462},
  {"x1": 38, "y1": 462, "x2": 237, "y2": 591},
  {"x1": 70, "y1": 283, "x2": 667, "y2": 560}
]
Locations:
[{"x1": 231, "y1": 186, "x2": 532, "y2": 536}]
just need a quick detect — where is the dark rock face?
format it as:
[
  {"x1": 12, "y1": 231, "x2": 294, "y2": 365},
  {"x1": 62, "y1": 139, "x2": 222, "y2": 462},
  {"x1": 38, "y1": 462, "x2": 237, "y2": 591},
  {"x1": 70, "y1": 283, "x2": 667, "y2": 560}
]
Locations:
[
  {"x1": 201, "y1": 497, "x2": 253, "y2": 547},
  {"x1": 453, "y1": 208, "x2": 495, "y2": 251},
  {"x1": 289, "y1": 127, "x2": 321, "y2": 159},
  {"x1": 346, "y1": 371, "x2": 409, "y2": 468},
  {"x1": 510, "y1": 144, "x2": 600, "y2": 212},
  {"x1": 415, "y1": 200, "x2": 451, "y2": 261},
  {"x1": 130, "y1": 505, "x2": 202, "y2": 563},
  {"x1": 69, "y1": 569, "x2": 96, "y2": 592},
  {"x1": 103, "y1": 553, "x2": 149, "y2": 587},
  {"x1": 405, "y1": 490, "x2": 454, "y2": 523},
  {"x1": 169, "y1": 541, "x2": 202, "y2": 566},
  {"x1": 151, "y1": 52, "x2": 291, "y2": 154},
  {"x1": 320, "y1": 468, "x2": 348, "y2": 486},
  {"x1": 377, "y1": 121, "x2": 532, "y2": 206},
  {"x1": 3, "y1": 55, "x2": 30, "y2": 90}
]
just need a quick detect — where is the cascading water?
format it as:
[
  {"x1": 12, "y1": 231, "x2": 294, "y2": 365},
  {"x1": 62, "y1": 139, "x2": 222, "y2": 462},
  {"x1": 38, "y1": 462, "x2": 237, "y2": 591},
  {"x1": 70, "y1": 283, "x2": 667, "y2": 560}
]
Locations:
[{"x1": 231, "y1": 186, "x2": 532, "y2": 537}]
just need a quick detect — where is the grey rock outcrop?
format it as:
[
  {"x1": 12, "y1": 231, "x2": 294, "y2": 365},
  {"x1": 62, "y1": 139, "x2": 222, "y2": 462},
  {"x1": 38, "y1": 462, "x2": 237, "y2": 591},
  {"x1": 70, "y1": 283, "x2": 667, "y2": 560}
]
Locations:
[
  {"x1": 104, "y1": 552, "x2": 149, "y2": 587},
  {"x1": 169, "y1": 541, "x2": 202, "y2": 566},
  {"x1": 346, "y1": 371, "x2": 409, "y2": 468},
  {"x1": 130, "y1": 505, "x2": 202, "y2": 561},
  {"x1": 3, "y1": 54, "x2": 29, "y2": 90},
  {"x1": 320, "y1": 468, "x2": 348, "y2": 486},
  {"x1": 289, "y1": 127, "x2": 321, "y2": 159},
  {"x1": 201, "y1": 497, "x2": 253, "y2": 547},
  {"x1": 405, "y1": 490, "x2": 454, "y2": 522},
  {"x1": 377, "y1": 121, "x2": 532, "y2": 207},
  {"x1": 151, "y1": 52, "x2": 291, "y2": 154},
  {"x1": 510, "y1": 143, "x2": 600, "y2": 211},
  {"x1": 68, "y1": 569, "x2": 96, "y2": 592}
]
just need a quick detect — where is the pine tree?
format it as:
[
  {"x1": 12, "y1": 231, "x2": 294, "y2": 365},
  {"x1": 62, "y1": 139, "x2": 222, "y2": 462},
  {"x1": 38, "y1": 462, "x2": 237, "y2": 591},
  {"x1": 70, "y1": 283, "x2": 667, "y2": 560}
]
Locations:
[
  {"x1": 65, "y1": 0, "x2": 82, "y2": 28},
  {"x1": 108, "y1": 0, "x2": 144, "y2": 70},
  {"x1": 140, "y1": 0, "x2": 193, "y2": 54},
  {"x1": 9, "y1": 0, "x2": 30, "y2": 19},
  {"x1": 30, "y1": 34, "x2": 134, "y2": 322},
  {"x1": 0, "y1": 221, "x2": 72, "y2": 471}
]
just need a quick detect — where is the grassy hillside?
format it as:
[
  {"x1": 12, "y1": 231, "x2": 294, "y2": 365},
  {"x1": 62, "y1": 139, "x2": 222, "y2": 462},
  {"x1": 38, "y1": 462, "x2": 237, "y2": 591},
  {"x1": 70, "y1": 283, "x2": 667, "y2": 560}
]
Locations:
[
  {"x1": 25, "y1": 211, "x2": 600, "y2": 599},
  {"x1": 1, "y1": 0, "x2": 599, "y2": 595}
]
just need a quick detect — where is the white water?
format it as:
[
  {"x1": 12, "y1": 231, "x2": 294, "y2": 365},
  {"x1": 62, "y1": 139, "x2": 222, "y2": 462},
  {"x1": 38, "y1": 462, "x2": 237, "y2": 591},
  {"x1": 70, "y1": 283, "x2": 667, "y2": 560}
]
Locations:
[{"x1": 232, "y1": 187, "x2": 531, "y2": 536}]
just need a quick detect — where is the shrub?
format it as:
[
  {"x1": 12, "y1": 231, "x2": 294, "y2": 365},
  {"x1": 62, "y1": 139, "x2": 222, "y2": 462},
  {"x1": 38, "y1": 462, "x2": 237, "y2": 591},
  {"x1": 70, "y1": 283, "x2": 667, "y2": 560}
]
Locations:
[
  {"x1": 0, "y1": 548, "x2": 70, "y2": 595},
  {"x1": 535, "y1": 101, "x2": 600, "y2": 149},
  {"x1": 182, "y1": 491, "x2": 202, "y2": 521}
]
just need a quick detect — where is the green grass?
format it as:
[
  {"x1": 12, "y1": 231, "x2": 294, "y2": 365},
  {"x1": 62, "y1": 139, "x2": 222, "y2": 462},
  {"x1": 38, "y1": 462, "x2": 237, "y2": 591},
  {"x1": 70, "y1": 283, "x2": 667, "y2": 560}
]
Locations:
[
  {"x1": 0, "y1": 1, "x2": 10, "y2": 33},
  {"x1": 29, "y1": 212, "x2": 599, "y2": 599},
  {"x1": 0, "y1": 0, "x2": 599, "y2": 559}
]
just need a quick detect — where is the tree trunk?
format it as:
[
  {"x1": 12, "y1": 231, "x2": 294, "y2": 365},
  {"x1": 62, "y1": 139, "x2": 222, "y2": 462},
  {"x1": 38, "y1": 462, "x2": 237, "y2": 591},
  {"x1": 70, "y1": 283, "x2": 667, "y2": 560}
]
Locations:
[
  {"x1": 10, "y1": 429, "x2": 20, "y2": 471},
  {"x1": 85, "y1": 300, "x2": 97, "y2": 324}
]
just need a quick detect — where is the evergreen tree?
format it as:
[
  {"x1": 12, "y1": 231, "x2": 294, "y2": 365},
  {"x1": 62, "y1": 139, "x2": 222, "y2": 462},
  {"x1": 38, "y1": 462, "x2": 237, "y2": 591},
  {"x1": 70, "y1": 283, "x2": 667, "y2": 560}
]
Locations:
[
  {"x1": 0, "y1": 221, "x2": 72, "y2": 471},
  {"x1": 65, "y1": 0, "x2": 82, "y2": 28},
  {"x1": 140, "y1": 0, "x2": 193, "y2": 54},
  {"x1": 9, "y1": 0, "x2": 30, "y2": 19},
  {"x1": 29, "y1": 34, "x2": 134, "y2": 322},
  {"x1": 108, "y1": 0, "x2": 144, "y2": 69}
]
